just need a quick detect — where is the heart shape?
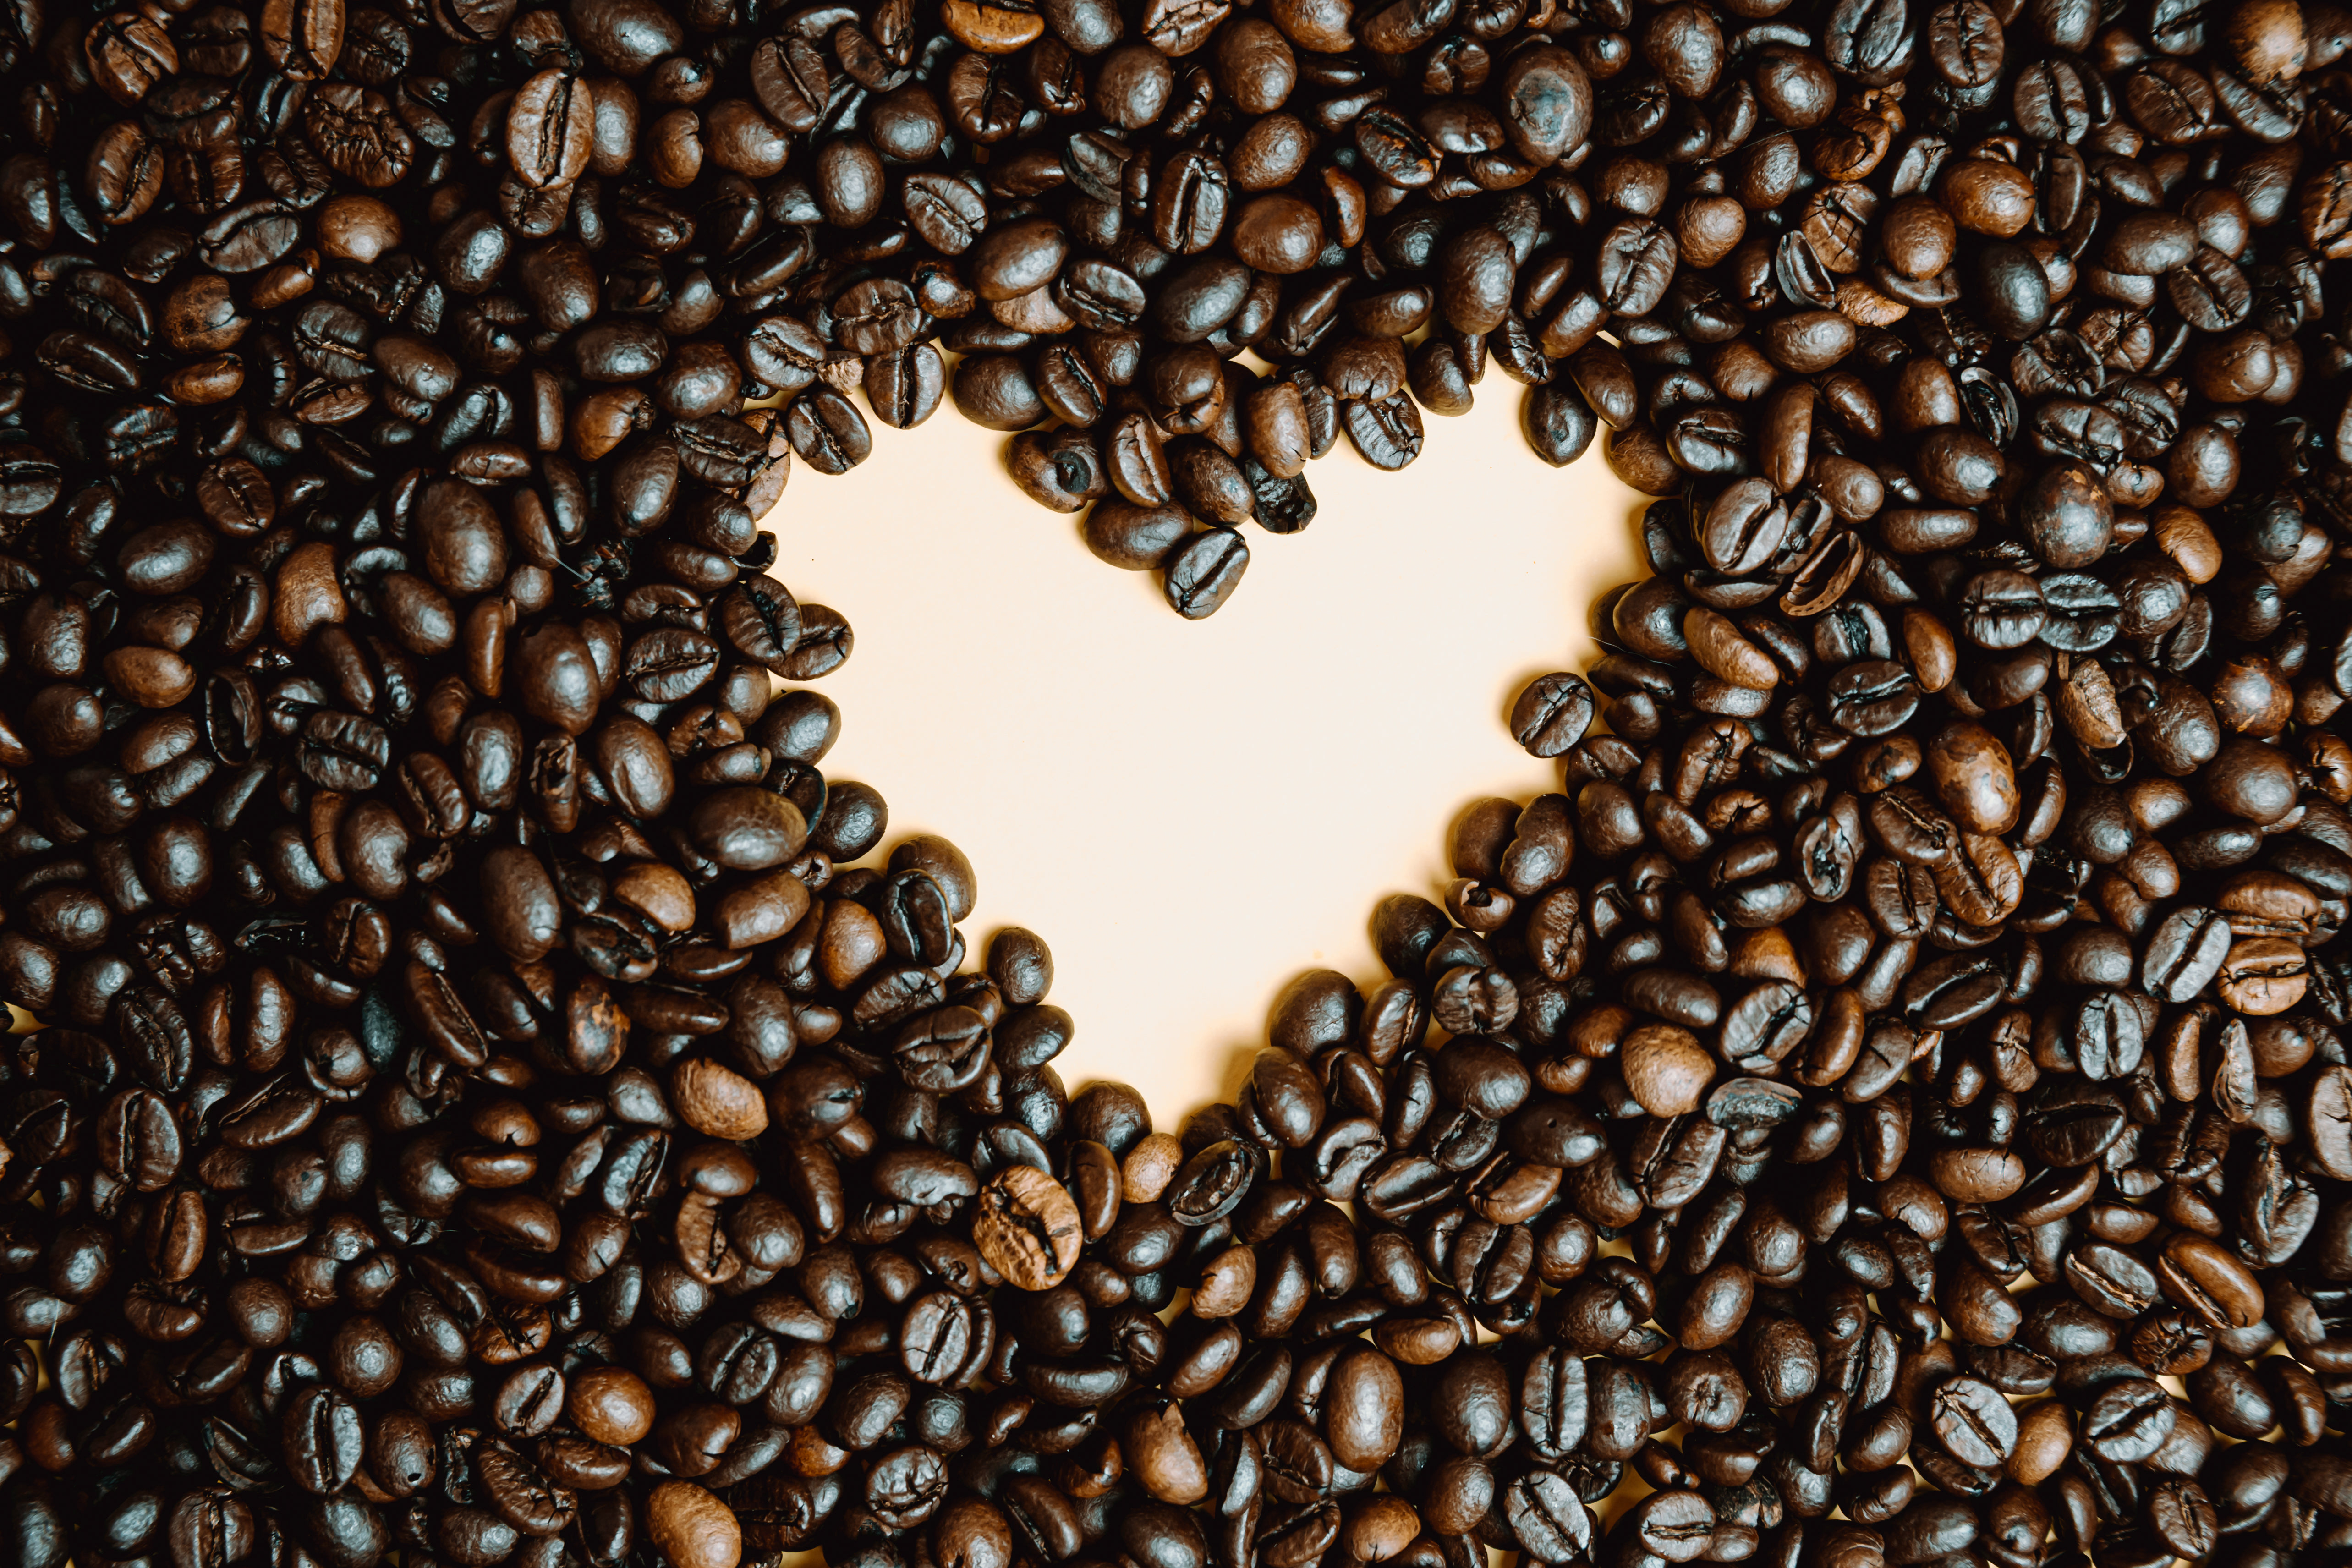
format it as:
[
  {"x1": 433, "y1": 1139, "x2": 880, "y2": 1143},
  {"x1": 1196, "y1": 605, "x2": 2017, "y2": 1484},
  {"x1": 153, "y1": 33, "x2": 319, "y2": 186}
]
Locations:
[{"x1": 772, "y1": 395, "x2": 1642, "y2": 1111}]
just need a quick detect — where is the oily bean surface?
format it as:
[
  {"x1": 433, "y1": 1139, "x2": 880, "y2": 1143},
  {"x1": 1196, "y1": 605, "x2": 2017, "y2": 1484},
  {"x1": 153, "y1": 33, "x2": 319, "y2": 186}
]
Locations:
[{"x1": 9, "y1": 2, "x2": 2352, "y2": 1568}]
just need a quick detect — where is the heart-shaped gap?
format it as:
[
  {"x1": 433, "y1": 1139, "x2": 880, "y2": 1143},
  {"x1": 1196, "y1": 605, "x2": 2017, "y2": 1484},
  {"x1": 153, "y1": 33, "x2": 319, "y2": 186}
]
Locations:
[{"x1": 768, "y1": 391, "x2": 1642, "y2": 1118}]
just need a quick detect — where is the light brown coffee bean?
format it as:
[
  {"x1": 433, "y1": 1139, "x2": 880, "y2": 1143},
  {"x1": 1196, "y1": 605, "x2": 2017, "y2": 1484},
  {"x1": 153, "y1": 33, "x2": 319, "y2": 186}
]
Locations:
[{"x1": 972, "y1": 1166, "x2": 1084, "y2": 1289}]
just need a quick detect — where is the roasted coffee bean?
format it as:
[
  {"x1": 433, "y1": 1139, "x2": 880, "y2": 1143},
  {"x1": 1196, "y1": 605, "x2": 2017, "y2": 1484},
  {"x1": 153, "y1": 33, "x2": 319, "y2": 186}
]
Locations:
[{"x1": 972, "y1": 1167, "x2": 1084, "y2": 1290}]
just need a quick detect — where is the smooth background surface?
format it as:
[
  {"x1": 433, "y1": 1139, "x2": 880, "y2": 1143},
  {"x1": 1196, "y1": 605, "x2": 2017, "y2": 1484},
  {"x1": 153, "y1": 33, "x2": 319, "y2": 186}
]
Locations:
[{"x1": 767, "y1": 382, "x2": 1644, "y2": 1127}]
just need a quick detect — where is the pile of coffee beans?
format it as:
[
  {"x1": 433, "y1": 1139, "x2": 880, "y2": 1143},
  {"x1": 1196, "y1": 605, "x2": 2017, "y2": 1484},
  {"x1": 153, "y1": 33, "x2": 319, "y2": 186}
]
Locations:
[{"x1": 9, "y1": 0, "x2": 2352, "y2": 1566}]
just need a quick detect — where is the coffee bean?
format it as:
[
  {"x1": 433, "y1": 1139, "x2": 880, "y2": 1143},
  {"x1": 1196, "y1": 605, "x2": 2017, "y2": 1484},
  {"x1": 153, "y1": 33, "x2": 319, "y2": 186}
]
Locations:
[
  {"x1": 1162, "y1": 527, "x2": 1250, "y2": 620},
  {"x1": 647, "y1": 1480, "x2": 740, "y2": 1568},
  {"x1": 2082, "y1": 1378, "x2": 2178, "y2": 1463},
  {"x1": 1928, "y1": 1376, "x2": 2018, "y2": 1467},
  {"x1": 1621, "y1": 1025, "x2": 1715, "y2": 1116},
  {"x1": 972, "y1": 1167, "x2": 1084, "y2": 1290}
]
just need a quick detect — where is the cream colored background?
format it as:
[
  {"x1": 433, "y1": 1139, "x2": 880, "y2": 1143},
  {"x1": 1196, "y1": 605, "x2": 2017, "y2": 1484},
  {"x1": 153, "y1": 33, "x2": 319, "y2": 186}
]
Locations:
[{"x1": 765, "y1": 382, "x2": 1644, "y2": 1129}]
